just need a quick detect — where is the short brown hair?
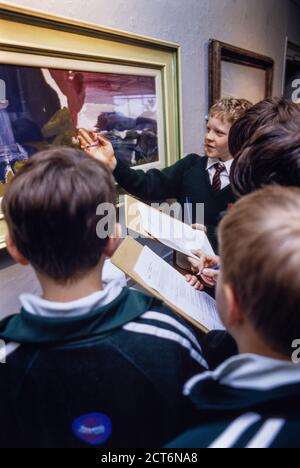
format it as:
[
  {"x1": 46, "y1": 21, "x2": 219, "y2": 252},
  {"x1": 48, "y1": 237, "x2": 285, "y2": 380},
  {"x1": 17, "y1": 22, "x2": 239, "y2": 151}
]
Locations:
[
  {"x1": 2, "y1": 148, "x2": 116, "y2": 282},
  {"x1": 230, "y1": 117, "x2": 300, "y2": 198},
  {"x1": 209, "y1": 97, "x2": 253, "y2": 125},
  {"x1": 228, "y1": 97, "x2": 300, "y2": 157},
  {"x1": 219, "y1": 186, "x2": 300, "y2": 356}
]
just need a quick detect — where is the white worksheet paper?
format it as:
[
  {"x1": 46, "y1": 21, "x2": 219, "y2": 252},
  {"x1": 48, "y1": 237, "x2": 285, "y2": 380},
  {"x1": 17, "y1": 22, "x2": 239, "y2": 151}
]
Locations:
[
  {"x1": 134, "y1": 246, "x2": 224, "y2": 331},
  {"x1": 137, "y1": 202, "x2": 215, "y2": 260}
]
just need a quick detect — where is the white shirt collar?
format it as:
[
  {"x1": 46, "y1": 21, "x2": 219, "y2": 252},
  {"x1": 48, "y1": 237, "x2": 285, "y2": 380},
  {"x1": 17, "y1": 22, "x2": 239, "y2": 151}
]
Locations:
[
  {"x1": 206, "y1": 158, "x2": 233, "y2": 174},
  {"x1": 20, "y1": 280, "x2": 123, "y2": 318},
  {"x1": 184, "y1": 353, "x2": 300, "y2": 396}
]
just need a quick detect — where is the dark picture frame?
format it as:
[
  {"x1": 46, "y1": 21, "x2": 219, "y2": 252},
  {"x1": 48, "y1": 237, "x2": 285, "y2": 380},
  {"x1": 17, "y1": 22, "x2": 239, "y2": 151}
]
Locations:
[{"x1": 209, "y1": 39, "x2": 274, "y2": 107}]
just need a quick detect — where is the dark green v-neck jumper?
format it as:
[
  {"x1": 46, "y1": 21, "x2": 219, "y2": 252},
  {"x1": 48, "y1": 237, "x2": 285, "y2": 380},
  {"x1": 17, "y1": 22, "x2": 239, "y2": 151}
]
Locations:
[{"x1": 114, "y1": 154, "x2": 236, "y2": 252}]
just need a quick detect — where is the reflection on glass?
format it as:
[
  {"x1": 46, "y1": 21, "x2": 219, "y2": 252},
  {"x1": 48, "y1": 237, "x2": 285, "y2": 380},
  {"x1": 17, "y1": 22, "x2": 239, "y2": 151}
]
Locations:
[
  {"x1": 0, "y1": 64, "x2": 159, "y2": 191},
  {"x1": 221, "y1": 61, "x2": 266, "y2": 104}
]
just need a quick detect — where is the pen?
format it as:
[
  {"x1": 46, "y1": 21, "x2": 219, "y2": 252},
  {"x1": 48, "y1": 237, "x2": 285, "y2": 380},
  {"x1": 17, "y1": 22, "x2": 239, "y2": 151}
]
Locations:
[
  {"x1": 87, "y1": 143, "x2": 100, "y2": 149},
  {"x1": 197, "y1": 265, "x2": 220, "y2": 277}
]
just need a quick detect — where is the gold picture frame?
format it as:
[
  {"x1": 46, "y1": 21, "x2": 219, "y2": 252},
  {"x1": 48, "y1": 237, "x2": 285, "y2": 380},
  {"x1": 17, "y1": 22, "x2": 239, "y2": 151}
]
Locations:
[{"x1": 0, "y1": 3, "x2": 183, "y2": 251}]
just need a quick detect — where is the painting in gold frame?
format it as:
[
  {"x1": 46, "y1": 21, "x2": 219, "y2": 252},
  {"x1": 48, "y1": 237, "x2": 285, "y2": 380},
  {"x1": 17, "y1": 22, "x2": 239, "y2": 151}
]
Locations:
[{"x1": 0, "y1": 3, "x2": 183, "y2": 251}]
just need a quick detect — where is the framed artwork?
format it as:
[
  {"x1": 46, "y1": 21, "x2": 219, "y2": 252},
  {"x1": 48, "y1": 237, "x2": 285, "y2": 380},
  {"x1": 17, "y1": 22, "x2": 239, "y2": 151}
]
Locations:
[
  {"x1": 0, "y1": 3, "x2": 183, "y2": 250},
  {"x1": 209, "y1": 39, "x2": 274, "y2": 107}
]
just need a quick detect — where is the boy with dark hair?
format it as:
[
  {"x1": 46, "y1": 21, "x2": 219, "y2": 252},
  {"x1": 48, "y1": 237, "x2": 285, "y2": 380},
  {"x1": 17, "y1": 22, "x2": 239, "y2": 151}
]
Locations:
[
  {"x1": 230, "y1": 117, "x2": 300, "y2": 197},
  {"x1": 0, "y1": 147, "x2": 206, "y2": 448},
  {"x1": 80, "y1": 97, "x2": 252, "y2": 252},
  {"x1": 228, "y1": 97, "x2": 300, "y2": 158},
  {"x1": 168, "y1": 186, "x2": 300, "y2": 448}
]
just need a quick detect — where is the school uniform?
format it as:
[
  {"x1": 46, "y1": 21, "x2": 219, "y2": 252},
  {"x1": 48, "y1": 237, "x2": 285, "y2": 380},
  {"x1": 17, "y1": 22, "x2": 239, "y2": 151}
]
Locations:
[
  {"x1": 0, "y1": 281, "x2": 207, "y2": 448},
  {"x1": 167, "y1": 353, "x2": 300, "y2": 448},
  {"x1": 201, "y1": 330, "x2": 238, "y2": 369},
  {"x1": 114, "y1": 155, "x2": 236, "y2": 252}
]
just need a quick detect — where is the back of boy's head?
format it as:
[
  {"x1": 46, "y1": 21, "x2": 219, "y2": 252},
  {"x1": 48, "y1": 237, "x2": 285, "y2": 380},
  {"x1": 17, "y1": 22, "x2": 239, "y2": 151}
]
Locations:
[
  {"x1": 219, "y1": 186, "x2": 300, "y2": 357},
  {"x1": 230, "y1": 118, "x2": 300, "y2": 197},
  {"x1": 209, "y1": 97, "x2": 253, "y2": 125},
  {"x1": 229, "y1": 97, "x2": 300, "y2": 157},
  {"x1": 2, "y1": 147, "x2": 116, "y2": 282}
]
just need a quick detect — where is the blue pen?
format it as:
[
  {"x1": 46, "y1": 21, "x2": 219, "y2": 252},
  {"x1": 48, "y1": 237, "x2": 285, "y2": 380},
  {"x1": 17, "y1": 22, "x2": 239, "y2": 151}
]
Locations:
[
  {"x1": 186, "y1": 196, "x2": 192, "y2": 225},
  {"x1": 87, "y1": 143, "x2": 100, "y2": 149},
  {"x1": 197, "y1": 265, "x2": 220, "y2": 277}
]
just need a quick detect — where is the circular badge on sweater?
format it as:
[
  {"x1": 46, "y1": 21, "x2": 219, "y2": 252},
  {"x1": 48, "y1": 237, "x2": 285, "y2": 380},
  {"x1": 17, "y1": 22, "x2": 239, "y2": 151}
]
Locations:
[{"x1": 72, "y1": 412, "x2": 112, "y2": 446}]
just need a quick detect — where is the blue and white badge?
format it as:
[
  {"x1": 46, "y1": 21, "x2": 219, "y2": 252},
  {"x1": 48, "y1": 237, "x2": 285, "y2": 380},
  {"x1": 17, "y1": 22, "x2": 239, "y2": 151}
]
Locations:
[{"x1": 72, "y1": 412, "x2": 112, "y2": 446}]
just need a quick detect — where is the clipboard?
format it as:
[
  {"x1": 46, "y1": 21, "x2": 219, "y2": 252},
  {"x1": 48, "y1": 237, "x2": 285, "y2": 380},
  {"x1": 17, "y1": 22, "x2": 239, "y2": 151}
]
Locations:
[
  {"x1": 123, "y1": 194, "x2": 213, "y2": 260},
  {"x1": 111, "y1": 236, "x2": 209, "y2": 334}
]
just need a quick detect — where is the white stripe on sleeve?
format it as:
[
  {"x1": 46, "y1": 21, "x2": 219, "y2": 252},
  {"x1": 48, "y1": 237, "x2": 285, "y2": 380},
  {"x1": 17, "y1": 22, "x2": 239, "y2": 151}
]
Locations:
[
  {"x1": 245, "y1": 419, "x2": 285, "y2": 449},
  {"x1": 123, "y1": 322, "x2": 208, "y2": 369},
  {"x1": 209, "y1": 413, "x2": 262, "y2": 449},
  {"x1": 141, "y1": 311, "x2": 203, "y2": 353}
]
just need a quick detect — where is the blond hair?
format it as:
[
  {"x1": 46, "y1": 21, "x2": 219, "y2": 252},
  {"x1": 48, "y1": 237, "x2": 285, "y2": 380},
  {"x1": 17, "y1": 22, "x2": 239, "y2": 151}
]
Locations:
[
  {"x1": 209, "y1": 97, "x2": 253, "y2": 124},
  {"x1": 219, "y1": 186, "x2": 300, "y2": 356}
]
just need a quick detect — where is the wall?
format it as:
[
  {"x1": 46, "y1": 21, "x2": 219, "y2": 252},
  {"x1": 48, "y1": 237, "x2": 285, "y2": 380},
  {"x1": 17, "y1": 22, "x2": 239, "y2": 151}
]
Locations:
[
  {"x1": 3, "y1": 0, "x2": 295, "y2": 153},
  {"x1": 1, "y1": 0, "x2": 300, "y2": 314}
]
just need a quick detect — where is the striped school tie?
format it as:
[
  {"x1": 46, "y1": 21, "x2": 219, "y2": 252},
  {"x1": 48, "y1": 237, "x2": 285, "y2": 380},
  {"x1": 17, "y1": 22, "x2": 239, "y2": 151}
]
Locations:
[{"x1": 211, "y1": 162, "x2": 226, "y2": 192}]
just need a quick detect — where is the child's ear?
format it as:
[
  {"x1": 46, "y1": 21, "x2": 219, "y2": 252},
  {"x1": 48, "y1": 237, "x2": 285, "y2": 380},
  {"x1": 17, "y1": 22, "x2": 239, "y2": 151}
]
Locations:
[
  {"x1": 223, "y1": 284, "x2": 244, "y2": 329},
  {"x1": 103, "y1": 223, "x2": 122, "y2": 258},
  {"x1": 5, "y1": 232, "x2": 29, "y2": 266}
]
